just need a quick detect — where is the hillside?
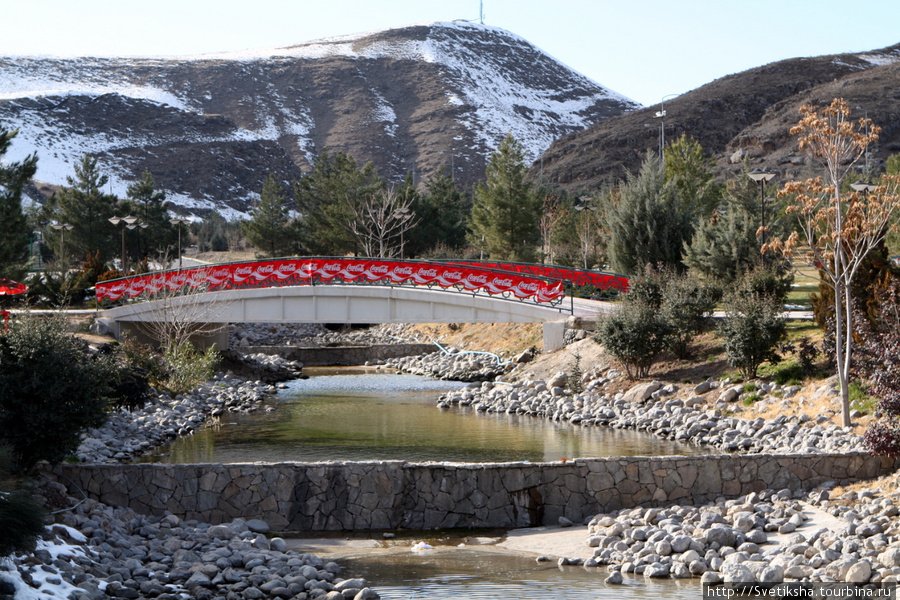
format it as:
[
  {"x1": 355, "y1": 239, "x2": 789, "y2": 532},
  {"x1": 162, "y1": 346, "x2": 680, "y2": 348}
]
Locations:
[
  {"x1": 0, "y1": 21, "x2": 638, "y2": 217},
  {"x1": 536, "y1": 43, "x2": 900, "y2": 190}
]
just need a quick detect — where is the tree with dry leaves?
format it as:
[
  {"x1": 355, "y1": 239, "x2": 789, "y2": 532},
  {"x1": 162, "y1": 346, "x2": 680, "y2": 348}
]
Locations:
[{"x1": 766, "y1": 98, "x2": 900, "y2": 427}]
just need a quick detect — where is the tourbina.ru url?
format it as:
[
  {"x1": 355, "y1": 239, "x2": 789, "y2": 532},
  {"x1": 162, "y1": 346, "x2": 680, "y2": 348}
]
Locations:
[{"x1": 703, "y1": 584, "x2": 898, "y2": 599}]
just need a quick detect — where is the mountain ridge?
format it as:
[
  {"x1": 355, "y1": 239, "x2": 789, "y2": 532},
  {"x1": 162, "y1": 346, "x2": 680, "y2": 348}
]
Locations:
[
  {"x1": 0, "y1": 21, "x2": 638, "y2": 216},
  {"x1": 534, "y1": 42, "x2": 900, "y2": 189}
]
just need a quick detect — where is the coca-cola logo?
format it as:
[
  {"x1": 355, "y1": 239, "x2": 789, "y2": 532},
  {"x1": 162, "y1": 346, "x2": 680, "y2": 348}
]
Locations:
[
  {"x1": 394, "y1": 267, "x2": 413, "y2": 275},
  {"x1": 419, "y1": 269, "x2": 437, "y2": 277},
  {"x1": 517, "y1": 282, "x2": 539, "y2": 292},
  {"x1": 277, "y1": 263, "x2": 297, "y2": 273},
  {"x1": 235, "y1": 266, "x2": 252, "y2": 276},
  {"x1": 347, "y1": 264, "x2": 366, "y2": 273},
  {"x1": 256, "y1": 265, "x2": 274, "y2": 274},
  {"x1": 467, "y1": 274, "x2": 488, "y2": 284},
  {"x1": 492, "y1": 278, "x2": 514, "y2": 287},
  {"x1": 371, "y1": 265, "x2": 389, "y2": 274},
  {"x1": 444, "y1": 271, "x2": 463, "y2": 279},
  {"x1": 324, "y1": 263, "x2": 342, "y2": 272}
]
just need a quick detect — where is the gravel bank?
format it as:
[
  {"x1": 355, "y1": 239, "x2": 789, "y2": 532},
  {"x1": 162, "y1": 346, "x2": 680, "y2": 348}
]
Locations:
[{"x1": 1, "y1": 480, "x2": 380, "y2": 600}]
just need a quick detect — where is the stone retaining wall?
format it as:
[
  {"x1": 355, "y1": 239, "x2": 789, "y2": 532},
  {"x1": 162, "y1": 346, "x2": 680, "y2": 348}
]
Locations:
[
  {"x1": 53, "y1": 453, "x2": 899, "y2": 533},
  {"x1": 242, "y1": 343, "x2": 437, "y2": 366}
]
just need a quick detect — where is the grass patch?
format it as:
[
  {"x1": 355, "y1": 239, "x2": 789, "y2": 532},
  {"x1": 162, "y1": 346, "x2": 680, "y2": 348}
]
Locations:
[
  {"x1": 849, "y1": 381, "x2": 877, "y2": 415},
  {"x1": 742, "y1": 393, "x2": 761, "y2": 406},
  {"x1": 742, "y1": 382, "x2": 759, "y2": 393},
  {"x1": 757, "y1": 359, "x2": 804, "y2": 386},
  {"x1": 784, "y1": 320, "x2": 822, "y2": 341}
]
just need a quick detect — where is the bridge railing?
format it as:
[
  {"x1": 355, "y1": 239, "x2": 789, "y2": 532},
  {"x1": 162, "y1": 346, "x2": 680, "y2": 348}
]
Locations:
[
  {"x1": 441, "y1": 260, "x2": 629, "y2": 300},
  {"x1": 95, "y1": 257, "x2": 571, "y2": 311}
]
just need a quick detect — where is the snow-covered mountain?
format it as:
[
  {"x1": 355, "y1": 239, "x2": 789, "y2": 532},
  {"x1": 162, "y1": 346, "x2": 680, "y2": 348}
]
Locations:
[{"x1": 0, "y1": 21, "x2": 639, "y2": 217}]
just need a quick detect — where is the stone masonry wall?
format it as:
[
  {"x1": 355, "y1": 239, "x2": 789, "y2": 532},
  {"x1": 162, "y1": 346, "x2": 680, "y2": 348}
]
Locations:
[{"x1": 53, "y1": 453, "x2": 899, "y2": 533}]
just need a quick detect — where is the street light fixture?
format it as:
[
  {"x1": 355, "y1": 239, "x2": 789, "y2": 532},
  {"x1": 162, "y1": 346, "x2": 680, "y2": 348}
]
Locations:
[
  {"x1": 169, "y1": 217, "x2": 190, "y2": 269},
  {"x1": 50, "y1": 223, "x2": 74, "y2": 268},
  {"x1": 748, "y1": 169, "x2": 776, "y2": 250},
  {"x1": 851, "y1": 181, "x2": 878, "y2": 194},
  {"x1": 109, "y1": 215, "x2": 137, "y2": 274}
]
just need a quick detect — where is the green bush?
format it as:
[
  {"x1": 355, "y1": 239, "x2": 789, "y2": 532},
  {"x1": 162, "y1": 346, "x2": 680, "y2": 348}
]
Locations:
[
  {"x1": 595, "y1": 298, "x2": 671, "y2": 379},
  {"x1": 0, "y1": 490, "x2": 45, "y2": 556},
  {"x1": 0, "y1": 316, "x2": 148, "y2": 473},
  {"x1": 161, "y1": 342, "x2": 220, "y2": 395},
  {"x1": 661, "y1": 275, "x2": 720, "y2": 358},
  {"x1": 717, "y1": 291, "x2": 787, "y2": 379},
  {"x1": 0, "y1": 446, "x2": 46, "y2": 558}
]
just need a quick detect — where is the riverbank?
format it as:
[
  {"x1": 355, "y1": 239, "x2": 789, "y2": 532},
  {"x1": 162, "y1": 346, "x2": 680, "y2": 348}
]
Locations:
[
  {"x1": 8, "y1": 320, "x2": 895, "y2": 596},
  {"x1": 1, "y1": 479, "x2": 380, "y2": 600},
  {"x1": 378, "y1": 328, "x2": 900, "y2": 586}
]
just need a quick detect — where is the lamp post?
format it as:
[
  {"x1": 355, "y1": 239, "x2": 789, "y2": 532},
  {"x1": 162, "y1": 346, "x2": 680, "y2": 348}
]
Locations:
[
  {"x1": 392, "y1": 207, "x2": 411, "y2": 259},
  {"x1": 575, "y1": 196, "x2": 597, "y2": 270},
  {"x1": 109, "y1": 215, "x2": 138, "y2": 273},
  {"x1": 128, "y1": 221, "x2": 149, "y2": 269},
  {"x1": 654, "y1": 94, "x2": 678, "y2": 162},
  {"x1": 748, "y1": 169, "x2": 776, "y2": 250},
  {"x1": 851, "y1": 181, "x2": 877, "y2": 195},
  {"x1": 169, "y1": 217, "x2": 190, "y2": 269},
  {"x1": 50, "y1": 223, "x2": 74, "y2": 268}
]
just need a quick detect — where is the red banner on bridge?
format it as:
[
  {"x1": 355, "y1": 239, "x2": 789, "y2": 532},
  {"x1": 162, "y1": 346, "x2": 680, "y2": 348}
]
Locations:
[
  {"x1": 448, "y1": 261, "x2": 629, "y2": 295},
  {"x1": 95, "y1": 258, "x2": 566, "y2": 306}
]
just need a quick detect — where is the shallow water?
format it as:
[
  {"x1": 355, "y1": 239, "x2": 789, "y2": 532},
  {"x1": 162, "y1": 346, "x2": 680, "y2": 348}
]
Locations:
[
  {"x1": 150, "y1": 368, "x2": 709, "y2": 464},
  {"x1": 300, "y1": 541, "x2": 699, "y2": 600}
]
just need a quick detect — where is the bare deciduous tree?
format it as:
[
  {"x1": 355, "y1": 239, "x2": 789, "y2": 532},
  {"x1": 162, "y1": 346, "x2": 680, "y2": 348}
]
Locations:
[
  {"x1": 346, "y1": 187, "x2": 420, "y2": 258},
  {"x1": 131, "y1": 274, "x2": 231, "y2": 351},
  {"x1": 767, "y1": 98, "x2": 900, "y2": 427}
]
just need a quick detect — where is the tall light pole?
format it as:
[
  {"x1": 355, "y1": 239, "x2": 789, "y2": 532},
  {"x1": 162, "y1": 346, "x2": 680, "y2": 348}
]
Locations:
[
  {"x1": 654, "y1": 94, "x2": 679, "y2": 162},
  {"x1": 169, "y1": 217, "x2": 190, "y2": 269},
  {"x1": 50, "y1": 223, "x2": 74, "y2": 269},
  {"x1": 748, "y1": 169, "x2": 776, "y2": 251},
  {"x1": 109, "y1": 215, "x2": 138, "y2": 273},
  {"x1": 127, "y1": 221, "x2": 149, "y2": 269},
  {"x1": 393, "y1": 207, "x2": 411, "y2": 259}
]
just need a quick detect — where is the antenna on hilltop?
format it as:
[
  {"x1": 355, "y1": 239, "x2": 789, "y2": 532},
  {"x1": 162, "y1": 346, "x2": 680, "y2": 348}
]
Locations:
[{"x1": 479, "y1": 0, "x2": 484, "y2": 24}]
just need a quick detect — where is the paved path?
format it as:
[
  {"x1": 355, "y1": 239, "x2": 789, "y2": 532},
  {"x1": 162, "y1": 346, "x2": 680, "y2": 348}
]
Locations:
[{"x1": 498, "y1": 525, "x2": 592, "y2": 560}]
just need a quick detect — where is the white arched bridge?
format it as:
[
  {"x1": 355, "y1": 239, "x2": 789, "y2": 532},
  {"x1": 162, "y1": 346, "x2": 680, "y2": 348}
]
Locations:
[{"x1": 95, "y1": 258, "x2": 629, "y2": 351}]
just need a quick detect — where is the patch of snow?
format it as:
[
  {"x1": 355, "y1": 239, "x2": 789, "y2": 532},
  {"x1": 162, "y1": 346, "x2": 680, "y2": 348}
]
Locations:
[
  {"x1": 0, "y1": 530, "x2": 89, "y2": 600},
  {"x1": 857, "y1": 52, "x2": 900, "y2": 67},
  {"x1": 446, "y1": 92, "x2": 464, "y2": 106}
]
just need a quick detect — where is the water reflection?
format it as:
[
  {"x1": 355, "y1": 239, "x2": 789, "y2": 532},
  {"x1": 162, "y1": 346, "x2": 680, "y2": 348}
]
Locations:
[
  {"x1": 150, "y1": 369, "x2": 709, "y2": 464},
  {"x1": 328, "y1": 547, "x2": 699, "y2": 600}
]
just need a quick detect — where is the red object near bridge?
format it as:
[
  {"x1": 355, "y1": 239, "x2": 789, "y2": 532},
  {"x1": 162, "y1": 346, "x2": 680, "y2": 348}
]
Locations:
[
  {"x1": 0, "y1": 278, "x2": 27, "y2": 296},
  {"x1": 95, "y1": 258, "x2": 569, "y2": 306}
]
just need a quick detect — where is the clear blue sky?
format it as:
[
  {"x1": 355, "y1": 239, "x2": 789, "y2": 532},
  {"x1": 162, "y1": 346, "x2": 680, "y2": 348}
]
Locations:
[{"x1": 4, "y1": 0, "x2": 899, "y2": 106}]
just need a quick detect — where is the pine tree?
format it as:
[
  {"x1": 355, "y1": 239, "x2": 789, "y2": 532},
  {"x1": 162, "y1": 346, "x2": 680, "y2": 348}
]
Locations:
[
  {"x1": 48, "y1": 155, "x2": 119, "y2": 265},
  {"x1": 469, "y1": 135, "x2": 541, "y2": 262},
  {"x1": 124, "y1": 171, "x2": 176, "y2": 264},
  {"x1": 664, "y1": 134, "x2": 722, "y2": 219},
  {"x1": 407, "y1": 167, "x2": 470, "y2": 256},
  {"x1": 0, "y1": 126, "x2": 37, "y2": 281},
  {"x1": 605, "y1": 152, "x2": 692, "y2": 275},
  {"x1": 294, "y1": 149, "x2": 384, "y2": 256},
  {"x1": 242, "y1": 173, "x2": 297, "y2": 258},
  {"x1": 683, "y1": 204, "x2": 760, "y2": 282}
]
